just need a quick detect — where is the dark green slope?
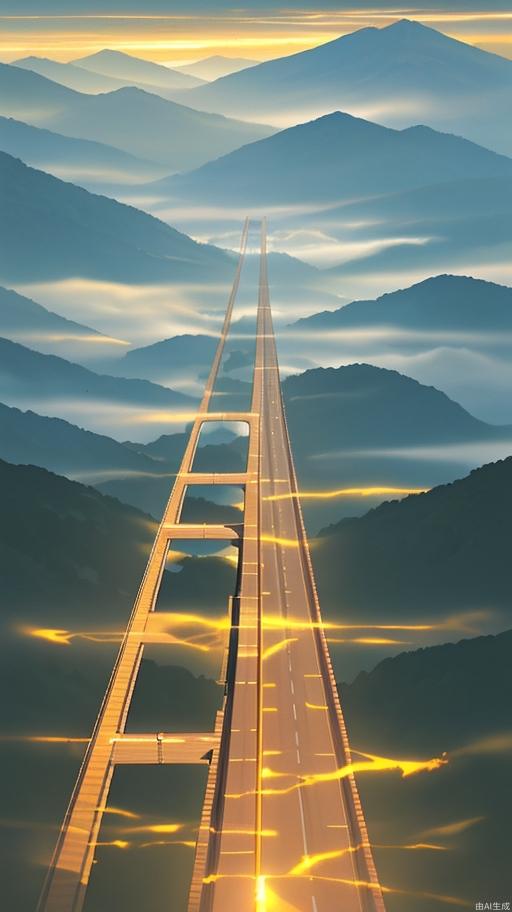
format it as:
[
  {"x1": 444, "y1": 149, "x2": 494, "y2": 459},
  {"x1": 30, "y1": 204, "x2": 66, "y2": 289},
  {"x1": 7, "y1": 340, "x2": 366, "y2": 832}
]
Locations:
[
  {"x1": 314, "y1": 456, "x2": 512, "y2": 622},
  {"x1": 340, "y1": 630, "x2": 512, "y2": 911}
]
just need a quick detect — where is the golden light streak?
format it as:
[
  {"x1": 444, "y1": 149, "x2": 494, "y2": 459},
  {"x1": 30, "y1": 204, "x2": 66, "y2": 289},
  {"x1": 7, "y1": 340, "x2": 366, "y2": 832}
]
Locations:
[
  {"x1": 140, "y1": 839, "x2": 196, "y2": 848},
  {"x1": 98, "y1": 806, "x2": 140, "y2": 820},
  {"x1": 256, "y1": 874, "x2": 267, "y2": 912},
  {"x1": 227, "y1": 750, "x2": 447, "y2": 799},
  {"x1": 21, "y1": 622, "x2": 212, "y2": 653},
  {"x1": 128, "y1": 822, "x2": 183, "y2": 834},
  {"x1": 305, "y1": 702, "x2": 328, "y2": 711},
  {"x1": 210, "y1": 828, "x2": 278, "y2": 838},
  {"x1": 35, "y1": 333, "x2": 129, "y2": 346},
  {"x1": 327, "y1": 637, "x2": 410, "y2": 646},
  {"x1": 264, "y1": 486, "x2": 430, "y2": 503},
  {"x1": 260, "y1": 534, "x2": 301, "y2": 549},
  {"x1": 289, "y1": 845, "x2": 360, "y2": 875},
  {"x1": 451, "y1": 732, "x2": 512, "y2": 758},
  {"x1": 95, "y1": 840, "x2": 129, "y2": 849},
  {"x1": 261, "y1": 638, "x2": 298, "y2": 662},
  {"x1": 2, "y1": 12, "x2": 512, "y2": 64},
  {"x1": 21, "y1": 626, "x2": 123, "y2": 646},
  {"x1": 0, "y1": 735, "x2": 89, "y2": 744},
  {"x1": 203, "y1": 871, "x2": 469, "y2": 908},
  {"x1": 421, "y1": 817, "x2": 485, "y2": 839}
]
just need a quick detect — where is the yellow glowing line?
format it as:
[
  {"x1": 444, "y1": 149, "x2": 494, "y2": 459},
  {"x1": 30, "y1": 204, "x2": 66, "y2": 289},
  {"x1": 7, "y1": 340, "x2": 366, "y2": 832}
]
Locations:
[
  {"x1": 261, "y1": 638, "x2": 298, "y2": 661},
  {"x1": 421, "y1": 817, "x2": 485, "y2": 838},
  {"x1": 0, "y1": 735, "x2": 89, "y2": 744},
  {"x1": 140, "y1": 839, "x2": 196, "y2": 848},
  {"x1": 95, "y1": 840, "x2": 129, "y2": 849},
  {"x1": 264, "y1": 486, "x2": 430, "y2": 503},
  {"x1": 128, "y1": 823, "x2": 183, "y2": 834},
  {"x1": 98, "y1": 806, "x2": 140, "y2": 819},
  {"x1": 327, "y1": 637, "x2": 410, "y2": 646},
  {"x1": 256, "y1": 874, "x2": 267, "y2": 912},
  {"x1": 202, "y1": 870, "x2": 469, "y2": 907},
  {"x1": 210, "y1": 828, "x2": 278, "y2": 837},
  {"x1": 260, "y1": 534, "x2": 300, "y2": 548},
  {"x1": 305, "y1": 702, "x2": 328, "y2": 710},
  {"x1": 226, "y1": 750, "x2": 447, "y2": 799},
  {"x1": 289, "y1": 845, "x2": 360, "y2": 875}
]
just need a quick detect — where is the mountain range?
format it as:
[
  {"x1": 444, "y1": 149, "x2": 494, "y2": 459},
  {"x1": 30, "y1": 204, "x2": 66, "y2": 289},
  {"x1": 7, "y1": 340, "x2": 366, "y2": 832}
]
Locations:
[
  {"x1": 177, "y1": 19, "x2": 512, "y2": 155},
  {"x1": 0, "y1": 284, "x2": 112, "y2": 353},
  {"x1": 314, "y1": 455, "x2": 512, "y2": 629},
  {"x1": 1, "y1": 452, "x2": 509, "y2": 911},
  {"x1": 0, "y1": 115, "x2": 163, "y2": 188},
  {"x1": 114, "y1": 334, "x2": 218, "y2": 383},
  {"x1": 163, "y1": 110, "x2": 512, "y2": 206},
  {"x1": 282, "y1": 363, "x2": 510, "y2": 458},
  {"x1": 13, "y1": 50, "x2": 204, "y2": 95},
  {"x1": 0, "y1": 151, "x2": 232, "y2": 284},
  {"x1": 0, "y1": 336, "x2": 194, "y2": 424},
  {"x1": 287, "y1": 274, "x2": 512, "y2": 425},
  {"x1": 340, "y1": 629, "x2": 512, "y2": 912},
  {"x1": 293, "y1": 274, "x2": 512, "y2": 333},
  {"x1": 0, "y1": 458, "x2": 156, "y2": 627},
  {"x1": 72, "y1": 48, "x2": 205, "y2": 91},
  {"x1": 95, "y1": 364, "x2": 512, "y2": 521},
  {"x1": 0, "y1": 401, "x2": 163, "y2": 480},
  {"x1": 0, "y1": 62, "x2": 272, "y2": 171},
  {"x1": 174, "y1": 55, "x2": 256, "y2": 81}
]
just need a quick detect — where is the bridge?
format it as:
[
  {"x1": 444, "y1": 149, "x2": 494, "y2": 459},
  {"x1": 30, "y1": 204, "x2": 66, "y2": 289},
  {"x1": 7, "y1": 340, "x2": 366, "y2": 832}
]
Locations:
[{"x1": 38, "y1": 220, "x2": 386, "y2": 912}]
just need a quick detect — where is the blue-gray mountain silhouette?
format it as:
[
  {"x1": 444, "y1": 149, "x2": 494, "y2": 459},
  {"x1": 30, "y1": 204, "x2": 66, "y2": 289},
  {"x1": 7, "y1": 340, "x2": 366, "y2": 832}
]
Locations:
[
  {"x1": 293, "y1": 275, "x2": 512, "y2": 332},
  {"x1": 12, "y1": 56, "x2": 138, "y2": 94},
  {"x1": 0, "y1": 401, "x2": 161, "y2": 478},
  {"x1": 0, "y1": 337, "x2": 195, "y2": 410},
  {"x1": 0, "y1": 116, "x2": 161, "y2": 186},
  {"x1": 164, "y1": 111, "x2": 512, "y2": 205},
  {"x1": 72, "y1": 48, "x2": 204, "y2": 90},
  {"x1": 181, "y1": 19, "x2": 512, "y2": 153},
  {"x1": 0, "y1": 152, "x2": 231, "y2": 283},
  {"x1": 0, "y1": 285, "x2": 106, "y2": 346},
  {"x1": 0, "y1": 62, "x2": 272, "y2": 170}
]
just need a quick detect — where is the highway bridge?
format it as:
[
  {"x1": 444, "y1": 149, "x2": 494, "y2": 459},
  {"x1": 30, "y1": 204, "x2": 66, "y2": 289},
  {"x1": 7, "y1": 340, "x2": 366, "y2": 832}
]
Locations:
[{"x1": 38, "y1": 220, "x2": 386, "y2": 912}]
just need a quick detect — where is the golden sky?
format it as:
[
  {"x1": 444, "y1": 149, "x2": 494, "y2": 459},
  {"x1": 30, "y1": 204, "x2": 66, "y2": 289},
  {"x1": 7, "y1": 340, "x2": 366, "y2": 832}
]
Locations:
[{"x1": 1, "y1": 9, "x2": 512, "y2": 64}]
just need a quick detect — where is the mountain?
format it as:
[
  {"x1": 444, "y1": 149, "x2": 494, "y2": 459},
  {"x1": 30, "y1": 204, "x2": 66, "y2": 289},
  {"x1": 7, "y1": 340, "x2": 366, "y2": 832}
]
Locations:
[
  {"x1": 339, "y1": 630, "x2": 512, "y2": 912},
  {"x1": 45, "y1": 86, "x2": 272, "y2": 171},
  {"x1": 0, "y1": 401, "x2": 164, "y2": 480},
  {"x1": 0, "y1": 63, "x2": 273, "y2": 171},
  {"x1": 0, "y1": 458, "x2": 156, "y2": 625},
  {"x1": 12, "y1": 56, "x2": 135, "y2": 94},
  {"x1": 281, "y1": 363, "x2": 510, "y2": 458},
  {"x1": 97, "y1": 434, "x2": 247, "y2": 515},
  {"x1": 175, "y1": 55, "x2": 257, "y2": 81},
  {"x1": 287, "y1": 273, "x2": 512, "y2": 426},
  {"x1": 114, "y1": 334, "x2": 218, "y2": 383},
  {"x1": 0, "y1": 336, "x2": 195, "y2": 415},
  {"x1": 314, "y1": 456, "x2": 512, "y2": 627},
  {"x1": 180, "y1": 19, "x2": 512, "y2": 154},
  {"x1": 0, "y1": 60, "x2": 75, "y2": 122},
  {"x1": 98, "y1": 364, "x2": 512, "y2": 520},
  {"x1": 0, "y1": 284, "x2": 108, "y2": 349},
  {"x1": 0, "y1": 152, "x2": 231, "y2": 284},
  {"x1": 293, "y1": 275, "x2": 512, "y2": 332},
  {"x1": 72, "y1": 48, "x2": 204, "y2": 91},
  {"x1": 0, "y1": 116, "x2": 162, "y2": 187},
  {"x1": 279, "y1": 363, "x2": 512, "y2": 531},
  {"x1": 163, "y1": 111, "x2": 512, "y2": 206},
  {"x1": 292, "y1": 175, "x2": 512, "y2": 278}
]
